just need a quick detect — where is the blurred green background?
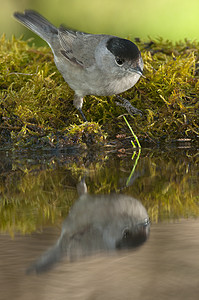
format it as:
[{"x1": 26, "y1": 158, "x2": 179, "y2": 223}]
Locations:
[{"x1": 1, "y1": 0, "x2": 199, "y2": 45}]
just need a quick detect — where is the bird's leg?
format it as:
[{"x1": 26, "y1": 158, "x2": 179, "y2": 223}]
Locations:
[
  {"x1": 74, "y1": 94, "x2": 87, "y2": 122},
  {"x1": 115, "y1": 95, "x2": 142, "y2": 116},
  {"x1": 78, "y1": 108, "x2": 87, "y2": 122}
]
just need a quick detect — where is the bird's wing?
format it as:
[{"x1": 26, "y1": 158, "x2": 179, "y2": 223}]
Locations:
[{"x1": 58, "y1": 26, "x2": 101, "y2": 68}]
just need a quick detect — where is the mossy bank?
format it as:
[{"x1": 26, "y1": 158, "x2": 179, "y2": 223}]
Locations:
[{"x1": 0, "y1": 35, "x2": 198, "y2": 149}]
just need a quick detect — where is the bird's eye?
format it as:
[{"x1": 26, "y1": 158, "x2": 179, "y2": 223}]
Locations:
[
  {"x1": 115, "y1": 57, "x2": 125, "y2": 66},
  {"x1": 123, "y1": 228, "x2": 130, "y2": 239}
]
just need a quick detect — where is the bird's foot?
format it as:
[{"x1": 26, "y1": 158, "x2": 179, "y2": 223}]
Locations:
[{"x1": 115, "y1": 96, "x2": 142, "y2": 116}]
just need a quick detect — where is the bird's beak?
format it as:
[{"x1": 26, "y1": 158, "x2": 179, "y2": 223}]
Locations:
[
  {"x1": 138, "y1": 218, "x2": 151, "y2": 227},
  {"x1": 130, "y1": 66, "x2": 143, "y2": 76}
]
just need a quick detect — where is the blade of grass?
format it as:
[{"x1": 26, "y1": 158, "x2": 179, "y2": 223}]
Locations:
[
  {"x1": 123, "y1": 116, "x2": 141, "y2": 148},
  {"x1": 126, "y1": 148, "x2": 141, "y2": 186}
]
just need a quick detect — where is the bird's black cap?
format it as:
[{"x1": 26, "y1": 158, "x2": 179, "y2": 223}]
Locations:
[{"x1": 107, "y1": 37, "x2": 140, "y2": 61}]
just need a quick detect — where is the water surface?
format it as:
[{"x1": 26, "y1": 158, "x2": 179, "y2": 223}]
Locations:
[{"x1": 0, "y1": 147, "x2": 198, "y2": 299}]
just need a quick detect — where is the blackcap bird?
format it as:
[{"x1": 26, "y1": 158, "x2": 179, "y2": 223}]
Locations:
[
  {"x1": 26, "y1": 191, "x2": 150, "y2": 273},
  {"x1": 14, "y1": 10, "x2": 143, "y2": 121}
]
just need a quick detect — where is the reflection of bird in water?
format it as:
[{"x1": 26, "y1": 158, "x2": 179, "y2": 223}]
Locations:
[{"x1": 27, "y1": 181, "x2": 150, "y2": 274}]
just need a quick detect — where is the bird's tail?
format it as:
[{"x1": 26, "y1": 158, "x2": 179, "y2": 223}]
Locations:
[
  {"x1": 13, "y1": 10, "x2": 58, "y2": 45},
  {"x1": 26, "y1": 242, "x2": 63, "y2": 274}
]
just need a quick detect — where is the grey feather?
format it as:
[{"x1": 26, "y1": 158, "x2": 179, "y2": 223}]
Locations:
[{"x1": 14, "y1": 10, "x2": 58, "y2": 44}]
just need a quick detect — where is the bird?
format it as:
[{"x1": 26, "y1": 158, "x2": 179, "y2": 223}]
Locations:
[
  {"x1": 13, "y1": 10, "x2": 143, "y2": 121},
  {"x1": 26, "y1": 181, "x2": 150, "y2": 273}
]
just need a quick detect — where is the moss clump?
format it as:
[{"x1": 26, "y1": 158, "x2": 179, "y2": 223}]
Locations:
[
  {"x1": 136, "y1": 38, "x2": 199, "y2": 142},
  {"x1": 10, "y1": 121, "x2": 105, "y2": 149},
  {"x1": 65, "y1": 122, "x2": 106, "y2": 147},
  {"x1": 0, "y1": 35, "x2": 198, "y2": 148}
]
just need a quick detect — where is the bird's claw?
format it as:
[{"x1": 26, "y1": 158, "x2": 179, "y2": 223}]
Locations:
[{"x1": 115, "y1": 96, "x2": 143, "y2": 116}]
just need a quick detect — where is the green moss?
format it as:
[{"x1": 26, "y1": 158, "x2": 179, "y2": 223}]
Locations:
[{"x1": 0, "y1": 35, "x2": 198, "y2": 148}]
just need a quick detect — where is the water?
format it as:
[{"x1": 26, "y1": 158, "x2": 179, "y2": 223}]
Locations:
[{"x1": 0, "y1": 147, "x2": 198, "y2": 299}]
